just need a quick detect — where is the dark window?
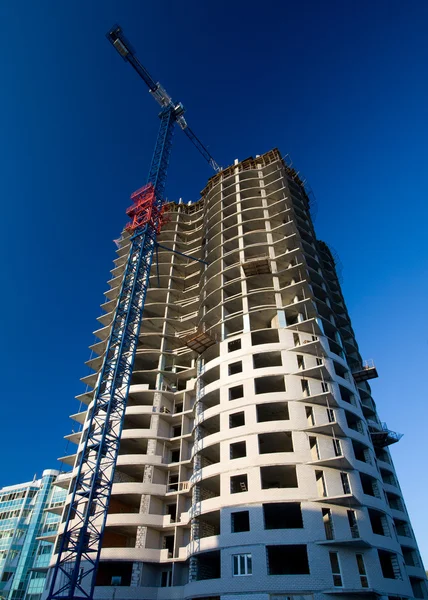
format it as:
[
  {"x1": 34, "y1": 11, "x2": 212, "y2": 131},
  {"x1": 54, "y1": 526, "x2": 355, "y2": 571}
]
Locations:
[
  {"x1": 266, "y1": 545, "x2": 310, "y2": 575},
  {"x1": 256, "y1": 402, "x2": 289, "y2": 422},
  {"x1": 263, "y1": 503, "x2": 303, "y2": 529},
  {"x1": 369, "y1": 509, "x2": 388, "y2": 536},
  {"x1": 228, "y1": 361, "x2": 242, "y2": 376},
  {"x1": 172, "y1": 425, "x2": 182, "y2": 438},
  {"x1": 230, "y1": 441, "x2": 246, "y2": 459},
  {"x1": 229, "y1": 385, "x2": 244, "y2": 401},
  {"x1": 195, "y1": 551, "x2": 221, "y2": 580},
  {"x1": 255, "y1": 376, "x2": 285, "y2": 394},
  {"x1": 171, "y1": 450, "x2": 180, "y2": 463},
  {"x1": 231, "y1": 511, "x2": 250, "y2": 533},
  {"x1": 231, "y1": 474, "x2": 248, "y2": 494},
  {"x1": 160, "y1": 571, "x2": 172, "y2": 587},
  {"x1": 253, "y1": 352, "x2": 282, "y2": 369},
  {"x1": 378, "y1": 550, "x2": 400, "y2": 579},
  {"x1": 258, "y1": 432, "x2": 293, "y2": 454},
  {"x1": 410, "y1": 577, "x2": 426, "y2": 599},
  {"x1": 261, "y1": 465, "x2": 298, "y2": 489},
  {"x1": 251, "y1": 329, "x2": 279, "y2": 346},
  {"x1": 229, "y1": 412, "x2": 245, "y2": 428},
  {"x1": 228, "y1": 339, "x2": 241, "y2": 352}
]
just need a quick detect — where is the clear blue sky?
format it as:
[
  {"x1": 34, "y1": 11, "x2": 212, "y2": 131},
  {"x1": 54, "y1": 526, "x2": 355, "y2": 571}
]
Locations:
[{"x1": 2, "y1": 0, "x2": 428, "y2": 562}]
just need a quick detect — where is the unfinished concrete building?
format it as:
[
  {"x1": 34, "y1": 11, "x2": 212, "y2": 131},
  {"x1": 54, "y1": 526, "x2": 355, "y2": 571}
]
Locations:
[{"x1": 51, "y1": 149, "x2": 426, "y2": 600}]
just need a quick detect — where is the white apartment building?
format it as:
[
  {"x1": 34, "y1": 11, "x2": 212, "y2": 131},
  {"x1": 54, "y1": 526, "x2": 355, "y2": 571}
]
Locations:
[{"x1": 49, "y1": 149, "x2": 426, "y2": 600}]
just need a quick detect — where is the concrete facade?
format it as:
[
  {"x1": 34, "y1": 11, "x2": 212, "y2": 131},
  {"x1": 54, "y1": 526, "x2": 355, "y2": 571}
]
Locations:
[{"x1": 51, "y1": 149, "x2": 426, "y2": 600}]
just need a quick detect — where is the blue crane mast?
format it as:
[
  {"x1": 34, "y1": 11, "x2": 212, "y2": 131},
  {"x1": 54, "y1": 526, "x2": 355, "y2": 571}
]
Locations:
[{"x1": 47, "y1": 24, "x2": 220, "y2": 600}]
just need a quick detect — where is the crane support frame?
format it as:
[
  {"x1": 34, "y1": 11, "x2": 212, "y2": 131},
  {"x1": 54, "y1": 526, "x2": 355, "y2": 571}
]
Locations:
[{"x1": 47, "y1": 24, "x2": 220, "y2": 600}]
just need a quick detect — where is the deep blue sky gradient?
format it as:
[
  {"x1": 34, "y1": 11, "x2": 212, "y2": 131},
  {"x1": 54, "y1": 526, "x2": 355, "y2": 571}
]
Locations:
[{"x1": 1, "y1": 0, "x2": 428, "y2": 561}]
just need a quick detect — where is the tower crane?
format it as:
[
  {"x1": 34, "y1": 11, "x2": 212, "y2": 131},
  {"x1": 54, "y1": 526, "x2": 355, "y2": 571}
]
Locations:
[{"x1": 47, "y1": 24, "x2": 220, "y2": 600}]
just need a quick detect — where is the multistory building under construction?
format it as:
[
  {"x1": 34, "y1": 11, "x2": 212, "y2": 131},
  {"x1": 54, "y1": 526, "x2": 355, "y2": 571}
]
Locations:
[{"x1": 49, "y1": 149, "x2": 426, "y2": 600}]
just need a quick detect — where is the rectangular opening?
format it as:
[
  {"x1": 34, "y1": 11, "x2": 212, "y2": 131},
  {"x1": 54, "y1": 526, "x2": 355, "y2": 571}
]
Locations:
[
  {"x1": 378, "y1": 550, "x2": 401, "y2": 579},
  {"x1": 263, "y1": 503, "x2": 303, "y2": 529},
  {"x1": 260, "y1": 465, "x2": 297, "y2": 489},
  {"x1": 230, "y1": 441, "x2": 246, "y2": 460},
  {"x1": 231, "y1": 511, "x2": 250, "y2": 533},
  {"x1": 356, "y1": 554, "x2": 369, "y2": 588},
  {"x1": 360, "y1": 473, "x2": 380, "y2": 498},
  {"x1": 253, "y1": 352, "x2": 282, "y2": 369},
  {"x1": 230, "y1": 474, "x2": 248, "y2": 494},
  {"x1": 256, "y1": 402, "x2": 289, "y2": 422},
  {"x1": 340, "y1": 472, "x2": 351, "y2": 495},
  {"x1": 347, "y1": 510, "x2": 360, "y2": 538},
  {"x1": 301, "y1": 379, "x2": 310, "y2": 396},
  {"x1": 229, "y1": 411, "x2": 245, "y2": 428},
  {"x1": 229, "y1": 385, "x2": 244, "y2": 401},
  {"x1": 172, "y1": 425, "x2": 182, "y2": 438},
  {"x1": 306, "y1": 406, "x2": 315, "y2": 426},
  {"x1": 297, "y1": 355, "x2": 305, "y2": 369},
  {"x1": 255, "y1": 376, "x2": 285, "y2": 395},
  {"x1": 228, "y1": 339, "x2": 241, "y2": 352},
  {"x1": 322, "y1": 508, "x2": 334, "y2": 540},
  {"x1": 232, "y1": 553, "x2": 252, "y2": 576},
  {"x1": 394, "y1": 518, "x2": 411, "y2": 537},
  {"x1": 228, "y1": 361, "x2": 242, "y2": 376},
  {"x1": 266, "y1": 545, "x2": 309, "y2": 575},
  {"x1": 315, "y1": 470, "x2": 327, "y2": 497},
  {"x1": 329, "y1": 552, "x2": 342, "y2": 587},
  {"x1": 171, "y1": 449, "x2": 180, "y2": 463},
  {"x1": 195, "y1": 550, "x2": 221, "y2": 580},
  {"x1": 251, "y1": 329, "x2": 279, "y2": 346},
  {"x1": 369, "y1": 509, "x2": 388, "y2": 536},
  {"x1": 258, "y1": 432, "x2": 293, "y2": 454}
]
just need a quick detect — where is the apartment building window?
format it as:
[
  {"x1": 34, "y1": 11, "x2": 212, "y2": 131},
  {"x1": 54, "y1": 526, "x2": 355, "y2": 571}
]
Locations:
[
  {"x1": 327, "y1": 408, "x2": 335, "y2": 423},
  {"x1": 266, "y1": 545, "x2": 310, "y2": 575},
  {"x1": 321, "y1": 381, "x2": 329, "y2": 393},
  {"x1": 264, "y1": 503, "x2": 303, "y2": 529},
  {"x1": 232, "y1": 554, "x2": 252, "y2": 576},
  {"x1": 160, "y1": 571, "x2": 172, "y2": 587},
  {"x1": 347, "y1": 510, "x2": 360, "y2": 538},
  {"x1": 340, "y1": 472, "x2": 351, "y2": 495},
  {"x1": 229, "y1": 411, "x2": 245, "y2": 428},
  {"x1": 360, "y1": 473, "x2": 382, "y2": 499},
  {"x1": 329, "y1": 552, "x2": 343, "y2": 587},
  {"x1": 369, "y1": 509, "x2": 390, "y2": 537},
  {"x1": 253, "y1": 352, "x2": 282, "y2": 369},
  {"x1": 256, "y1": 402, "x2": 289, "y2": 422},
  {"x1": 309, "y1": 436, "x2": 320, "y2": 461},
  {"x1": 378, "y1": 550, "x2": 402, "y2": 579},
  {"x1": 297, "y1": 355, "x2": 305, "y2": 370},
  {"x1": 306, "y1": 406, "x2": 315, "y2": 426},
  {"x1": 228, "y1": 339, "x2": 241, "y2": 352},
  {"x1": 356, "y1": 554, "x2": 369, "y2": 588},
  {"x1": 316, "y1": 470, "x2": 327, "y2": 497},
  {"x1": 172, "y1": 425, "x2": 182, "y2": 438},
  {"x1": 229, "y1": 385, "x2": 244, "y2": 401},
  {"x1": 230, "y1": 474, "x2": 248, "y2": 494},
  {"x1": 293, "y1": 333, "x2": 300, "y2": 346},
  {"x1": 230, "y1": 441, "x2": 246, "y2": 460},
  {"x1": 231, "y1": 511, "x2": 250, "y2": 533},
  {"x1": 228, "y1": 361, "x2": 242, "y2": 376},
  {"x1": 322, "y1": 508, "x2": 334, "y2": 540},
  {"x1": 332, "y1": 438, "x2": 342, "y2": 457},
  {"x1": 301, "y1": 379, "x2": 310, "y2": 396},
  {"x1": 255, "y1": 376, "x2": 285, "y2": 394}
]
